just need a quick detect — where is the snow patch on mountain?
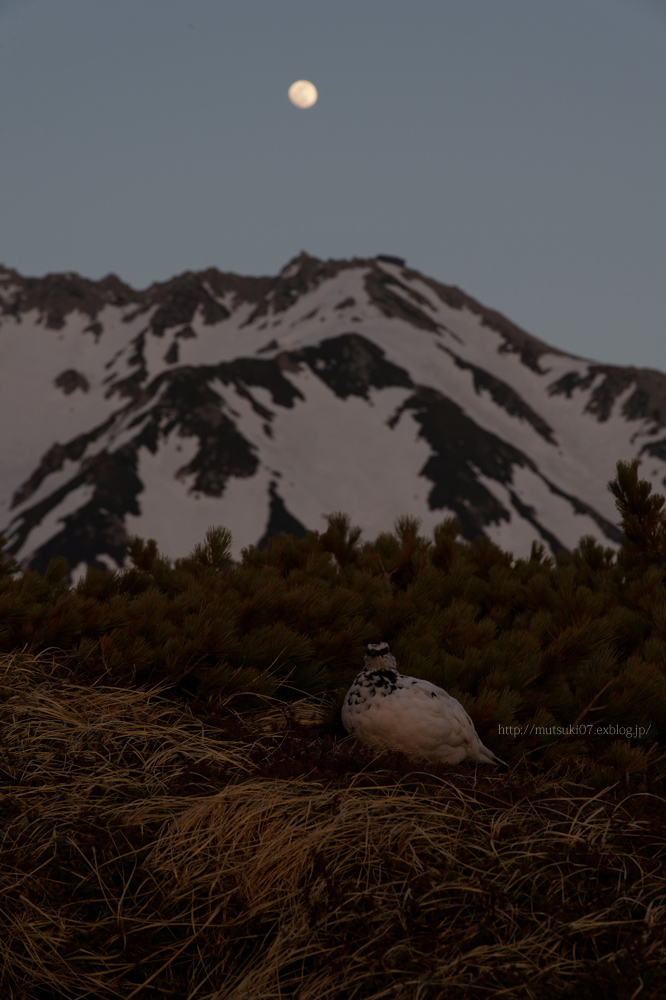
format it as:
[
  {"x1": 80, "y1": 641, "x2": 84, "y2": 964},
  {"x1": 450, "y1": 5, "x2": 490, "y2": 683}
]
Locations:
[{"x1": 1, "y1": 253, "x2": 665, "y2": 571}]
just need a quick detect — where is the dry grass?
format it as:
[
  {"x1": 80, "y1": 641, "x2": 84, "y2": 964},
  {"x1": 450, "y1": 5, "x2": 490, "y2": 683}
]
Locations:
[{"x1": 1, "y1": 652, "x2": 666, "y2": 999}]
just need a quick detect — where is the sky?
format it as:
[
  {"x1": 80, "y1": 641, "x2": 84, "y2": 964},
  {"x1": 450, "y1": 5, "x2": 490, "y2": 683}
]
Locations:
[{"x1": 0, "y1": 0, "x2": 664, "y2": 372}]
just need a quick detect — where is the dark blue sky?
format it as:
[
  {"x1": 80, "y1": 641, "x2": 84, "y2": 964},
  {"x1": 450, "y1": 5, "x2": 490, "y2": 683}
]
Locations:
[{"x1": 1, "y1": 0, "x2": 664, "y2": 370}]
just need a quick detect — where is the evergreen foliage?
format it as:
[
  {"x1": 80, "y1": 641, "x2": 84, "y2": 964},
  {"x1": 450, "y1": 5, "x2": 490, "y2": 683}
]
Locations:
[
  {"x1": 1, "y1": 461, "x2": 666, "y2": 769},
  {"x1": 609, "y1": 458, "x2": 666, "y2": 571}
]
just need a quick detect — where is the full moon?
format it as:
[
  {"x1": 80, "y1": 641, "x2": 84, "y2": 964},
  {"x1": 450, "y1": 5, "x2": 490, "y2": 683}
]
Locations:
[{"x1": 288, "y1": 80, "x2": 318, "y2": 109}]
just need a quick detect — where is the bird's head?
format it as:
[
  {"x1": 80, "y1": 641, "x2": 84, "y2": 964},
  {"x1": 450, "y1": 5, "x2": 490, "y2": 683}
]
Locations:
[{"x1": 364, "y1": 641, "x2": 397, "y2": 672}]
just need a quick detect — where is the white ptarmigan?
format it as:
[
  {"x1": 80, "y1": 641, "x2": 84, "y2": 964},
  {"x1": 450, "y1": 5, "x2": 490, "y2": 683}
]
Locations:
[{"x1": 341, "y1": 642, "x2": 507, "y2": 767}]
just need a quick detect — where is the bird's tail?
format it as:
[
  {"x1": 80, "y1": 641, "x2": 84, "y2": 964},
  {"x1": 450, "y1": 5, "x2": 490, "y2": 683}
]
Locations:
[{"x1": 479, "y1": 743, "x2": 508, "y2": 770}]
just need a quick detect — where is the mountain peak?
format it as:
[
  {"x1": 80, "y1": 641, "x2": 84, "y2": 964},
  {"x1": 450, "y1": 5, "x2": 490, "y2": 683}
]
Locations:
[{"x1": 0, "y1": 254, "x2": 664, "y2": 574}]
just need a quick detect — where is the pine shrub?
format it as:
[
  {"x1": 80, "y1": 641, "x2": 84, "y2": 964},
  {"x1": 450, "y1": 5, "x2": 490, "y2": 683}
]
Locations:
[{"x1": 0, "y1": 461, "x2": 665, "y2": 769}]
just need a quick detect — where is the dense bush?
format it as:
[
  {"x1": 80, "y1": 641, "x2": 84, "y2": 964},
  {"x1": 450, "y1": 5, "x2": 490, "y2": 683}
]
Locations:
[{"x1": 1, "y1": 459, "x2": 666, "y2": 769}]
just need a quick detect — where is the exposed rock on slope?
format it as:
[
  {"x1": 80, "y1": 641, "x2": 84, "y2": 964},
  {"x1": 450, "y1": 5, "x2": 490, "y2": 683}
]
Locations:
[{"x1": 1, "y1": 253, "x2": 665, "y2": 573}]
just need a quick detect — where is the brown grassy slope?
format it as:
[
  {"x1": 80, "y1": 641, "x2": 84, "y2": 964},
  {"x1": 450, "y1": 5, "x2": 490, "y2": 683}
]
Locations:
[{"x1": 1, "y1": 651, "x2": 666, "y2": 1000}]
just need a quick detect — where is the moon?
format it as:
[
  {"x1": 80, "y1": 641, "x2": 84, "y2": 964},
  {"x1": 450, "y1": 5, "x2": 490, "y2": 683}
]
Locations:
[{"x1": 288, "y1": 80, "x2": 318, "y2": 109}]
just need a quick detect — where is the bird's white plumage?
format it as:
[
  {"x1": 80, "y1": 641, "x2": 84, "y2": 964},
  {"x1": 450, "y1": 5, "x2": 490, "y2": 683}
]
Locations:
[{"x1": 342, "y1": 642, "x2": 506, "y2": 767}]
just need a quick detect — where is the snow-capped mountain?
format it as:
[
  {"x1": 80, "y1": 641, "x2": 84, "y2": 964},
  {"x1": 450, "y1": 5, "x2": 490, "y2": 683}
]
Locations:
[{"x1": 1, "y1": 252, "x2": 665, "y2": 574}]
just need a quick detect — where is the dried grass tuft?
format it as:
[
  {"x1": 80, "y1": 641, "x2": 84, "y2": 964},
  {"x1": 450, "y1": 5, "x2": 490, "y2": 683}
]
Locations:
[{"x1": 1, "y1": 652, "x2": 666, "y2": 999}]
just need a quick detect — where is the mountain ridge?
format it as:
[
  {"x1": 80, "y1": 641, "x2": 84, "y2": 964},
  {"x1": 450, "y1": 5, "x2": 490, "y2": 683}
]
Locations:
[{"x1": 1, "y1": 253, "x2": 665, "y2": 574}]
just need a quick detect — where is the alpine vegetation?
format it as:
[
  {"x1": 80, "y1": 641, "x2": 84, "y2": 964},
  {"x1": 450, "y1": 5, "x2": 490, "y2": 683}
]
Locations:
[
  {"x1": 2, "y1": 460, "x2": 666, "y2": 997},
  {"x1": 0, "y1": 458, "x2": 665, "y2": 777},
  {"x1": 342, "y1": 641, "x2": 507, "y2": 766}
]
